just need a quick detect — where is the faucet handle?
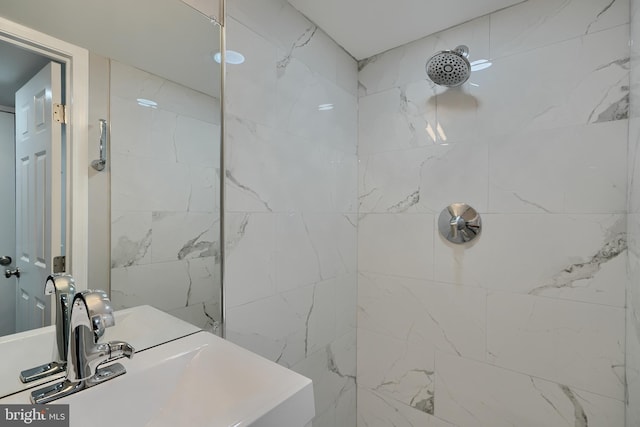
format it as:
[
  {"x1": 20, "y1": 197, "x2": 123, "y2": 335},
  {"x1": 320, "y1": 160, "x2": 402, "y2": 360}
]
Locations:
[{"x1": 72, "y1": 290, "x2": 115, "y2": 342}]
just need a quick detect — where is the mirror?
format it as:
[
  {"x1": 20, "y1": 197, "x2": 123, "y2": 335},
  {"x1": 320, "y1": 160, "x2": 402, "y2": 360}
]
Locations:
[{"x1": 0, "y1": 0, "x2": 223, "y2": 397}]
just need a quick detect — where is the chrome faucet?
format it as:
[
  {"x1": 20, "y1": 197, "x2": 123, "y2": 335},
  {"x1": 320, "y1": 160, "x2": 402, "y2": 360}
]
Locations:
[
  {"x1": 20, "y1": 274, "x2": 76, "y2": 383},
  {"x1": 30, "y1": 290, "x2": 134, "y2": 404}
]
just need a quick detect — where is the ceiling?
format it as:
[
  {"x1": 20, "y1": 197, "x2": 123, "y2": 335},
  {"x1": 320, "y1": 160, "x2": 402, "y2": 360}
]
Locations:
[
  {"x1": 286, "y1": 0, "x2": 525, "y2": 60},
  {"x1": 0, "y1": 0, "x2": 221, "y2": 98}
]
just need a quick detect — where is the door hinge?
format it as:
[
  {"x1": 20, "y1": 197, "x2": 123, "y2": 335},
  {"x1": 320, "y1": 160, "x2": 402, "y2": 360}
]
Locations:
[
  {"x1": 53, "y1": 256, "x2": 66, "y2": 273},
  {"x1": 53, "y1": 103, "x2": 66, "y2": 124}
]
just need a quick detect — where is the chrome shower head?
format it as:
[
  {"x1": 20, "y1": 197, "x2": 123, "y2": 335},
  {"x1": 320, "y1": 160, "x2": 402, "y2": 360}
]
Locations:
[{"x1": 426, "y1": 45, "x2": 471, "y2": 87}]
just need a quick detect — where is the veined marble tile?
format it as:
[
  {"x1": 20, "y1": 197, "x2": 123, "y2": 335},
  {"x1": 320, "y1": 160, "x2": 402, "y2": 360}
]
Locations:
[
  {"x1": 430, "y1": 85, "x2": 488, "y2": 144},
  {"x1": 111, "y1": 211, "x2": 152, "y2": 268},
  {"x1": 358, "y1": 83, "x2": 437, "y2": 157},
  {"x1": 112, "y1": 153, "x2": 193, "y2": 212},
  {"x1": 229, "y1": 0, "x2": 318, "y2": 57},
  {"x1": 478, "y1": 25, "x2": 629, "y2": 135},
  {"x1": 626, "y1": 304, "x2": 640, "y2": 426},
  {"x1": 304, "y1": 279, "x2": 337, "y2": 356},
  {"x1": 276, "y1": 22, "x2": 345, "y2": 93},
  {"x1": 174, "y1": 115, "x2": 220, "y2": 167},
  {"x1": 435, "y1": 351, "x2": 625, "y2": 427},
  {"x1": 489, "y1": 121, "x2": 628, "y2": 214},
  {"x1": 109, "y1": 95, "x2": 153, "y2": 158},
  {"x1": 227, "y1": 0, "x2": 293, "y2": 47},
  {"x1": 336, "y1": 47, "x2": 359, "y2": 96},
  {"x1": 358, "y1": 140, "x2": 489, "y2": 214},
  {"x1": 275, "y1": 213, "x2": 326, "y2": 291},
  {"x1": 225, "y1": 116, "x2": 279, "y2": 213},
  {"x1": 312, "y1": 407, "x2": 336, "y2": 427},
  {"x1": 332, "y1": 153, "x2": 359, "y2": 214},
  {"x1": 358, "y1": 213, "x2": 435, "y2": 280},
  {"x1": 224, "y1": 213, "x2": 277, "y2": 308},
  {"x1": 628, "y1": 0, "x2": 640, "y2": 412},
  {"x1": 631, "y1": 0, "x2": 640, "y2": 118},
  {"x1": 110, "y1": 261, "x2": 190, "y2": 312},
  {"x1": 225, "y1": 285, "x2": 312, "y2": 369},
  {"x1": 183, "y1": 257, "x2": 219, "y2": 306},
  {"x1": 284, "y1": 277, "x2": 355, "y2": 360},
  {"x1": 306, "y1": 395, "x2": 352, "y2": 427},
  {"x1": 276, "y1": 213, "x2": 357, "y2": 289},
  {"x1": 357, "y1": 328, "x2": 436, "y2": 416},
  {"x1": 630, "y1": 214, "x2": 640, "y2": 265},
  {"x1": 167, "y1": 299, "x2": 220, "y2": 334},
  {"x1": 628, "y1": 219, "x2": 640, "y2": 338},
  {"x1": 275, "y1": 54, "x2": 357, "y2": 155},
  {"x1": 187, "y1": 166, "x2": 218, "y2": 213},
  {"x1": 110, "y1": 153, "x2": 155, "y2": 212},
  {"x1": 149, "y1": 108, "x2": 180, "y2": 163},
  {"x1": 335, "y1": 272, "x2": 357, "y2": 337},
  {"x1": 358, "y1": 272, "x2": 486, "y2": 361},
  {"x1": 486, "y1": 292, "x2": 625, "y2": 400},
  {"x1": 110, "y1": 60, "x2": 220, "y2": 124},
  {"x1": 628, "y1": 118, "x2": 640, "y2": 213},
  {"x1": 226, "y1": 18, "x2": 278, "y2": 128},
  {"x1": 417, "y1": 140, "x2": 489, "y2": 214},
  {"x1": 357, "y1": 387, "x2": 455, "y2": 427},
  {"x1": 111, "y1": 97, "x2": 213, "y2": 166},
  {"x1": 491, "y1": 0, "x2": 630, "y2": 59},
  {"x1": 434, "y1": 214, "x2": 627, "y2": 308},
  {"x1": 292, "y1": 332, "x2": 356, "y2": 417},
  {"x1": 359, "y1": 146, "x2": 431, "y2": 214},
  {"x1": 147, "y1": 159, "x2": 192, "y2": 212},
  {"x1": 358, "y1": 16, "x2": 490, "y2": 97},
  {"x1": 151, "y1": 212, "x2": 218, "y2": 263},
  {"x1": 226, "y1": 115, "x2": 356, "y2": 213},
  {"x1": 230, "y1": 0, "x2": 356, "y2": 94}
]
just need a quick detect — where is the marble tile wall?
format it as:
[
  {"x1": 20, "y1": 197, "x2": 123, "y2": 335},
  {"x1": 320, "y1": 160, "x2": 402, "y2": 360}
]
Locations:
[
  {"x1": 628, "y1": 0, "x2": 640, "y2": 425},
  {"x1": 223, "y1": 0, "x2": 358, "y2": 425},
  {"x1": 358, "y1": 1, "x2": 630, "y2": 426},
  {"x1": 109, "y1": 60, "x2": 222, "y2": 332}
]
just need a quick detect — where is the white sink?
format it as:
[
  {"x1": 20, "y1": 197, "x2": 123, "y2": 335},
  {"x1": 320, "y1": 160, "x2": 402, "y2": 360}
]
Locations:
[
  {"x1": 0, "y1": 305, "x2": 200, "y2": 398},
  {"x1": 1, "y1": 331, "x2": 315, "y2": 427}
]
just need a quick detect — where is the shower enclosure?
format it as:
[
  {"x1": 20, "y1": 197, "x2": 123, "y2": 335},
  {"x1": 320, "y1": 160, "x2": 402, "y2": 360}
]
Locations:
[{"x1": 222, "y1": 0, "x2": 637, "y2": 426}]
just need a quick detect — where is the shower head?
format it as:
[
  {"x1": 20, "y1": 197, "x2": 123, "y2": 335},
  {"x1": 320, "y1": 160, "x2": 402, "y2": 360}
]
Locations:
[{"x1": 426, "y1": 45, "x2": 471, "y2": 87}]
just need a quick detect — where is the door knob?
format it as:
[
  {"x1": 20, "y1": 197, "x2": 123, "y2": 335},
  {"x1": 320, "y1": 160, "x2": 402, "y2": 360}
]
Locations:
[
  {"x1": 5, "y1": 268, "x2": 20, "y2": 278},
  {"x1": 0, "y1": 256, "x2": 12, "y2": 266}
]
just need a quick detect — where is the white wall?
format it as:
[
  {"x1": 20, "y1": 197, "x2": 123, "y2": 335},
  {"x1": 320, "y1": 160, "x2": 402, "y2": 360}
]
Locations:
[
  {"x1": 357, "y1": 0, "x2": 630, "y2": 425},
  {"x1": 223, "y1": 0, "x2": 358, "y2": 425}
]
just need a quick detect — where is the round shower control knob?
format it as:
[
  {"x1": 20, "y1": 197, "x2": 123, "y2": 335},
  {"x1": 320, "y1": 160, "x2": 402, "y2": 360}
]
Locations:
[{"x1": 438, "y1": 204, "x2": 481, "y2": 244}]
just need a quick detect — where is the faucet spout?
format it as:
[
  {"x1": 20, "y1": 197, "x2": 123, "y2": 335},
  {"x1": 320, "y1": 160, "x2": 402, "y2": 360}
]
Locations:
[
  {"x1": 66, "y1": 290, "x2": 134, "y2": 382},
  {"x1": 31, "y1": 290, "x2": 134, "y2": 404}
]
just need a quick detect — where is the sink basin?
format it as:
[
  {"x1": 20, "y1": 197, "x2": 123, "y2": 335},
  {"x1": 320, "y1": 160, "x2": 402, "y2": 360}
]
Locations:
[
  {"x1": 1, "y1": 331, "x2": 315, "y2": 427},
  {"x1": 0, "y1": 305, "x2": 200, "y2": 398}
]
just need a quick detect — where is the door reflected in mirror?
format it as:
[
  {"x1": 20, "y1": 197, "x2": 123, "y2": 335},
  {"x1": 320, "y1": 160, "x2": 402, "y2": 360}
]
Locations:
[{"x1": 0, "y1": 43, "x2": 65, "y2": 337}]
